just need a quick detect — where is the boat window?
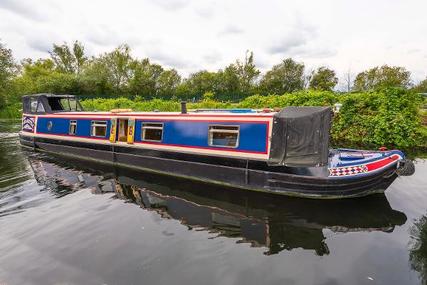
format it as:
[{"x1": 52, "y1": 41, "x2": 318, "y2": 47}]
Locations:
[
  {"x1": 36, "y1": 101, "x2": 45, "y2": 113},
  {"x1": 47, "y1": 97, "x2": 84, "y2": 112},
  {"x1": 69, "y1": 98, "x2": 82, "y2": 111},
  {"x1": 208, "y1": 125, "x2": 239, "y2": 148},
  {"x1": 30, "y1": 97, "x2": 38, "y2": 113},
  {"x1": 142, "y1": 123, "x2": 163, "y2": 142},
  {"x1": 69, "y1": 120, "x2": 77, "y2": 135},
  {"x1": 60, "y1": 98, "x2": 71, "y2": 111},
  {"x1": 91, "y1": 121, "x2": 107, "y2": 137}
]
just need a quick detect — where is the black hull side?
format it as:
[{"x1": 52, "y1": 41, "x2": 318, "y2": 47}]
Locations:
[{"x1": 19, "y1": 134, "x2": 399, "y2": 199}]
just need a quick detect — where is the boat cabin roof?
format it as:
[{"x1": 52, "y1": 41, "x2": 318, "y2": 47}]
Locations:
[{"x1": 22, "y1": 93, "x2": 84, "y2": 114}]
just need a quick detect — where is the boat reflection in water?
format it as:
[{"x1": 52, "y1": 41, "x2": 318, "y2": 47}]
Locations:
[{"x1": 27, "y1": 154, "x2": 407, "y2": 256}]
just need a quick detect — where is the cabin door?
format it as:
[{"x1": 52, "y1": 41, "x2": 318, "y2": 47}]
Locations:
[
  {"x1": 117, "y1": 119, "x2": 129, "y2": 142},
  {"x1": 115, "y1": 118, "x2": 135, "y2": 144}
]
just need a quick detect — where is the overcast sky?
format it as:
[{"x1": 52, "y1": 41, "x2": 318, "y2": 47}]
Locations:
[{"x1": 0, "y1": 0, "x2": 426, "y2": 88}]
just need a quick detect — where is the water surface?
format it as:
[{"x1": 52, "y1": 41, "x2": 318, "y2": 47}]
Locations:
[{"x1": 0, "y1": 120, "x2": 426, "y2": 285}]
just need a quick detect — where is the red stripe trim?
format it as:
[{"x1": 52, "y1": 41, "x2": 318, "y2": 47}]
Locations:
[
  {"x1": 366, "y1": 154, "x2": 400, "y2": 171},
  {"x1": 38, "y1": 113, "x2": 274, "y2": 119},
  {"x1": 265, "y1": 121, "x2": 270, "y2": 153},
  {"x1": 36, "y1": 132, "x2": 109, "y2": 141},
  {"x1": 38, "y1": 116, "x2": 112, "y2": 121},
  {"x1": 134, "y1": 118, "x2": 270, "y2": 123}
]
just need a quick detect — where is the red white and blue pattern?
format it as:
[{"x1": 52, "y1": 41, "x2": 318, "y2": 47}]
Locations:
[
  {"x1": 329, "y1": 165, "x2": 368, "y2": 176},
  {"x1": 22, "y1": 116, "x2": 35, "y2": 132}
]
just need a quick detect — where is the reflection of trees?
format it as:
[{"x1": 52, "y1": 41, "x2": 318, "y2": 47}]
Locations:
[{"x1": 410, "y1": 214, "x2": 427, "y2": 284}]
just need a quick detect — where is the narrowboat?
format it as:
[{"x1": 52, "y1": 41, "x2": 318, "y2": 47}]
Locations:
[{"x1": 19, "y1": 93, "x2": 415, "y2": 199}]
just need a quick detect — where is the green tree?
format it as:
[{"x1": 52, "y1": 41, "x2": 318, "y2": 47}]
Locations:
[
  {"x1": 128, "y1": 58, "x2": 163, "y2": 98},
  {"x1": 260, "y1": 58, "x2": 305, "y2": 95},
  {"x1": 104, "y1": 44, "x2": 134, "y2": 93},
  {"x1": 81, "y1": 57, "x2": 114, "y2": 96},
  {"x1": 13, "y1": 58, "x2": 79, "y2": 95},
  {"x1": 413, "y1": 78, "x2": 427, "y2": 93},
  {"x1": 353, "y1": 65, "x2": 411, "y2": 91},
  {"x1": 234, "y1": 51, "x2": 260, "y2": 95},
  {"x1": 215, "y1": 51, "x2": 260, "y2": 100},
  {"x1": 83, "y1": 44, "x2": 135, "y2": 95},
  {"x1": 0, "y1": 42, "x2": 15, "y2": 107},
  {"x1": 182, "y1": 70, "x2": 219, "y2": 99},
  {"x1": 309, "y1": 67, "x2": 338, "y2": 91},
  {"x1": 50, "y1": 41, "x2": 87, "y2": 74},
  {"x1": 156, "y1": 69, "x2": 181, "y2": 99}
]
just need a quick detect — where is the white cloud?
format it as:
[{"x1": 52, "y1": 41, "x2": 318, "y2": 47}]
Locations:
[
  {"x1": 0, "y1": 0, "x2": 426, "y2": 82},
  {"x1": 149, "y1": 0, "x2": 191, "y2": 11},
  {"x1": 218, "y1": 25, "x2": 244, "y2": 37}
]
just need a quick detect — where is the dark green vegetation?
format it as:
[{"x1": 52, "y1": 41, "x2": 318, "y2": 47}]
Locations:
[
  {"x1": 0, "y1": 40, "x2": 426, "y2": 149},
  {"x1": 410, "y1": 213, "x2": 427, "y2": 285}
]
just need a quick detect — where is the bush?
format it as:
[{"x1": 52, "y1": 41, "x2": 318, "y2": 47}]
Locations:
[{"x1": 332, "y1": 88, "x2": 424, "y2": 148}]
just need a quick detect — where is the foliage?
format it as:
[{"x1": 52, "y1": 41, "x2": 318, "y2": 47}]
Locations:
[
  {"x1": 238, "y1": 90, "x2": 338, "y2": 108},
  {"x1": 332, "y1": 88, "x2": 424, "y2": 148},
  {"x1": 409, "y1": 213, "x2": 427, "y2": 284},
  {"x1": 49, "y1": 41, "x2": 87, "y2": 74},
  {"x1": 413, "y1": 78, "x2": 427, "y2": 93},
  {"x1": 259, "y1": 58, "x2": 305, "y2": 95},
  {"x1": 353, "y1": 65, "x2": 412, "y2": 91},
  {"x1": 309, "y1": 67, "x2": 338, "y2": 91},
  {"x1": 0, "y1": 41, "x2": 17, "y2": 108}
]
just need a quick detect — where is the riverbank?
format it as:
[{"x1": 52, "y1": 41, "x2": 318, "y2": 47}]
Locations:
[{"x1": 1, "y1": 88, "x2": 426, "y2": 150}]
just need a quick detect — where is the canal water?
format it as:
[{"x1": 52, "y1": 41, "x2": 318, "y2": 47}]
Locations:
[{"x1": 0, "y1": 120, "x2": 426, "y2": 285}]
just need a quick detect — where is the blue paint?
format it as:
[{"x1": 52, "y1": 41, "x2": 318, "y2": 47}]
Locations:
[
  {"x1": 37, "y1": 117, "x2": 110, "y2": 138},
  {"x1": 135, "y1": 120, "x2": 267, "y2": 152},
  {"x1": 34, "y1": 117, "x2": 267, "y2": 152}
]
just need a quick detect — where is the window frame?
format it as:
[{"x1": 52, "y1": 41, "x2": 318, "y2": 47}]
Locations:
[
  {"x1": 208, "y1": 125, "x2": 240, "y2": 148},
  {"x1": 90, "y1": 120, "x2": 108, "y2": 138},
  {"x1": 69, "y1": 120, "x2": 77, "y2": 135},
  {"x1": 141, "y1": 122, "x2": 164, "y2": 142}
]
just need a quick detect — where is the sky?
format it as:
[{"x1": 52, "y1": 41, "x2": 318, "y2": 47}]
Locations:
[{"x1": 0, "y1": 0, "x2": 426, "y2": 89}]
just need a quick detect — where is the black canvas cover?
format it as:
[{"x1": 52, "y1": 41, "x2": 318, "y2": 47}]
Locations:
[{"x1": 268, "y1": 106, "x2": 332, "y2": 167}]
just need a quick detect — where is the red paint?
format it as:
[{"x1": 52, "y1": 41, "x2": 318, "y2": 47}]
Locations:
[
  {"x1": 366, "y1": 154, "x2": 400, "y2": 171},
  {"x1": 39, "y1": 112, "x2": 274, "y2": 119},
  {"x1": 38, "y1": 116, "x2": 112, "y2": 121},
  {"x1": 134, "y1": 118, "x2": 270, "y2": 123},
  {"x1": 265, "y1": 121, "x2": 270, "y2": 152},
  {"x1": 36, "y1": 132, "x2": 109, "y2": 141}
]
